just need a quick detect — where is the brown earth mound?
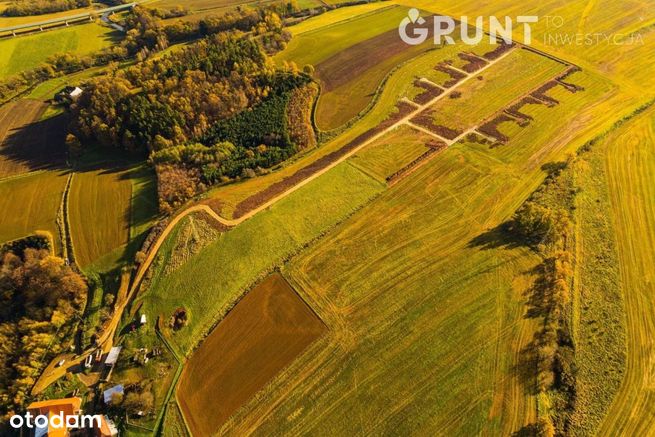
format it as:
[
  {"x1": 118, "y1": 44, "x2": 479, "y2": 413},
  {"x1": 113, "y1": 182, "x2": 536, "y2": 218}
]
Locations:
[
  {"x1": 478, "y1": 114, "x2": 514, "y2": 144},
  {"x1": 458, "y1": 52, "x2": 487, "y2": 73},
  {"x1": 531, "y1": 81, "x2": 560, "y2": 106},
  {"x1": 482, "y1": 41, "x2": 514, "y2": 60},
  {"x1": 435, "y1": 63, "x2": 467, "y2": 88},
  {"x1": 412, "y1": 79, "x2": 443, "y2": 105},
  {"x1": 411, "y1": 109, "x2": 462, "y2": 140}
]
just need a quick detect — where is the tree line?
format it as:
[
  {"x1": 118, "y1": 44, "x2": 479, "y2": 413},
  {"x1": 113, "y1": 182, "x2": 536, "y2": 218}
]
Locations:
[
  {"x1": 2, "y1": 0, "x2": 91, "y2": 17},
  {"x1": 0, "y1": 2, "x2": 299, "y2": 105},
  {"x1": 0, "y1": 248, "x2": 87, "y2": 427},
  {"x1": 69, "y1": 8, "x2": 315, "y2": 212}
]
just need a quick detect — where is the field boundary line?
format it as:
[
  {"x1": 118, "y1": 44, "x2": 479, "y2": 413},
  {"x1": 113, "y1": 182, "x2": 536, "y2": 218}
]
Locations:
[
  {"x1": 291, "y1": 2, "x2": 397, "y2": 36},
  {"x1": 0, "y1": 169, "x2": 47, "y2": 184}
]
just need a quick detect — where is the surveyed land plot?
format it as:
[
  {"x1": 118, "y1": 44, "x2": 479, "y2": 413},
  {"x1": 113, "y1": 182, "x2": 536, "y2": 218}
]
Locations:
[
  {"x1": 411, "y1": 48, "x2": 568, "y2": 139},
  {"x1": 177, "y1": 273, "x2": 325, "y2": 436}
]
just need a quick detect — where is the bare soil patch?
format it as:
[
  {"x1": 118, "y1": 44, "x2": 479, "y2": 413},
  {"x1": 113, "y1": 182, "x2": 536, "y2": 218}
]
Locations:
[
  {"x1": 412, "y1": 79, "x2": 443, "y2": 105},
  {"x1": 458, "y1": 52, "x2": 488, "y2": 73},
  {"x1": 435, "y1": 63, "x2": 466, "y2": 88},
  {"x1": 411, "y1": 108, "x2": 462, "y2": 140},
  {"x1": 482, "y1": 41, "x2": 515, "y2": 60},
  {"x1": 177, "y1": 273, "x2": 325, "y2": 436}
]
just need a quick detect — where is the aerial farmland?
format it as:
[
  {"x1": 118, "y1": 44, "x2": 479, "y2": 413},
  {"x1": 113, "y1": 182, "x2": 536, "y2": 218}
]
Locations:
[{"x1": 0, "y1": 0, "x2": 654, "y2": 436}]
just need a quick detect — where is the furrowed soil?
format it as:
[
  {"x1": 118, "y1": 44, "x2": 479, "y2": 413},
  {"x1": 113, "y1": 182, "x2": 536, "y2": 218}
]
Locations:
[{"x1": 177, "y1": 273, "x2": 325, "y2": 436}]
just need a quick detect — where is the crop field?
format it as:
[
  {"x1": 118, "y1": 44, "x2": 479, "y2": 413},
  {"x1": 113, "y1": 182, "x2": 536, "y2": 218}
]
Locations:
[
  {"x1": 68, "y1": 153, "x2": 158, "y2": 271},
  {"x1": 134, "y1": 162, "x2": 383, "y2": 355},
  {"x1": 0, "y1": 169, "x2": 68, "y2": 253},
  {"x1": 0, "y1": 23, "x2": 119, "y2": 78},
  {"x1": 0, "y1": 99, "x2": 68, "y2": 178},
  {"x1": 588, "y1": 106, "x2": 655, "y2": 435},
  {"x1": 68, "y1": 165, "x2": 132, "y2": 269},
  {"x1": 348, "y1": 124, "x2": 437, "y2": 182},
  {"x1": 177, "y1": 273, "x2": 325, "y2": 436},
  {"x1": 412, "y1": 48, "x2": 567, "y2": 138},
  {"x1": 185, "y1": 46, "x2": 634, "y2": 437}
]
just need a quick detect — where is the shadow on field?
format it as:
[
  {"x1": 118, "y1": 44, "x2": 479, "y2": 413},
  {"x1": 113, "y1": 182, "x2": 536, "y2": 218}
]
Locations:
[
  {"x1": 0, "y1": 111, "x2": 68, "y2": 174},
  {"x1": 469, "y1": 224, "x2": 549, "y2": 402},
  {"x1": 467, "y1": 223, "x2": 523, "y2": 251}
]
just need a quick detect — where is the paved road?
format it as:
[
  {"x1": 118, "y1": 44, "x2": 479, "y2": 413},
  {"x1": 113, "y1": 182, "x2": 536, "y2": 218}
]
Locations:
[{"x1": 0, "y1": 2, "x2": 139, "y2": 34}]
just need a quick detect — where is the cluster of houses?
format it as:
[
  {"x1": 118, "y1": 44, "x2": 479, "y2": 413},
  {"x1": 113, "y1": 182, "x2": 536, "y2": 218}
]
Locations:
[
  {"x1": 23, "y1": 311, "x2": 153, "y2": 436},
  {"x1": 25, "y1": 398, "x2": 118, "y2": 437},
  {"x1": 24, "y1": 345, "x2": 124, "y2": 436}
]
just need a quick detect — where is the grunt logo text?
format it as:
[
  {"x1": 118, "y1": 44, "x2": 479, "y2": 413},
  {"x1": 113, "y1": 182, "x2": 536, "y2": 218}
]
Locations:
[{"x1": 398, "y1": 9, "x2": 538, "y2": 46}]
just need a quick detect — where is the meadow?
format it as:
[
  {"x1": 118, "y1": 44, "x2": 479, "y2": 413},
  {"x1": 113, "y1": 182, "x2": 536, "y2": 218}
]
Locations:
[
  {"x1": 134, "y1": 162, "x2": 383, "y2": 355},
  {"x1": 590, "y1": 105, "x2": 655, "y2": 435},
  {"x1": 68, "y1": 152, "x2": 158, "y2": 271},
  {"x1": 348, "y1": 124, "x2": 434, "y2": 182},
  {"x1": 0, "y1": 22, "x2": 119, "y2": 78},
  {"x1": 177, "y1": 273, "x2": 325, "y2": 436},
  {"x1": 68, "y1": 164, "x2": 132, "y2": 269}
]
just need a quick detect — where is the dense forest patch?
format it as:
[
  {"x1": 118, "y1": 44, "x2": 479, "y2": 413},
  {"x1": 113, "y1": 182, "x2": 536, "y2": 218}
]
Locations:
[{"x1": 0, "y1": 248, "x2": 87, "y2": 426}]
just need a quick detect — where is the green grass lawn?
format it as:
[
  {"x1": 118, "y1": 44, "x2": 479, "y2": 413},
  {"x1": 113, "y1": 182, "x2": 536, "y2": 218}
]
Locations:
[
  {"x1": 135, "y1": 162, "x2": 384, "y2": 355},
  {"x1": 0, "y1": 22, "x2": 119, "y2": 79}
]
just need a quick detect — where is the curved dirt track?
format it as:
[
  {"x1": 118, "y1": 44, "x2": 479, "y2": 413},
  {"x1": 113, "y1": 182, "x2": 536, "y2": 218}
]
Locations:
[{"x1": 33, "y1": 47, "x2": 516, "y2": 396}]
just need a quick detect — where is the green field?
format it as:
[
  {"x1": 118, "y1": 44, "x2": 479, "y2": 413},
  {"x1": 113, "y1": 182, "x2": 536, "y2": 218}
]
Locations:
[
  {"x1": 135, "y1": 162, "x2": 383, "y2": 355},
  {"x1": 0, "y1": 170, "x2": 69, "y2": 253},
  {"x1": 348, "y1": 124, "x2": 434, "y2": 182},
  {"x1": 0, "y1": 23, "x2": 119, "y2": 78},
  {"x1": 421, "y1": 48, "x2": 567, "y2": 132},
  {"x1": 179, "y1": 35, "x2": 634, "y2": 435},
  {"x1": 68, "y1": 151, "x2": 157, "y2": 271}
]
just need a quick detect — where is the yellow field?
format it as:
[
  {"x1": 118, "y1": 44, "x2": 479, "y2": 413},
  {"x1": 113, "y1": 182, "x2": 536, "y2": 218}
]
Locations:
[
  {"x1": 348, "y1": 124, "x2": 434, "y2": 182},
  {"x1": 594, "y1": 106, "x2": 655, "y2": 435},
  {"x1": 68, "y1": 165, "x2": 132, "y2": 268},
  {"x1": 0, "y1": 170, "x2": 69, "y2": 254}
]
